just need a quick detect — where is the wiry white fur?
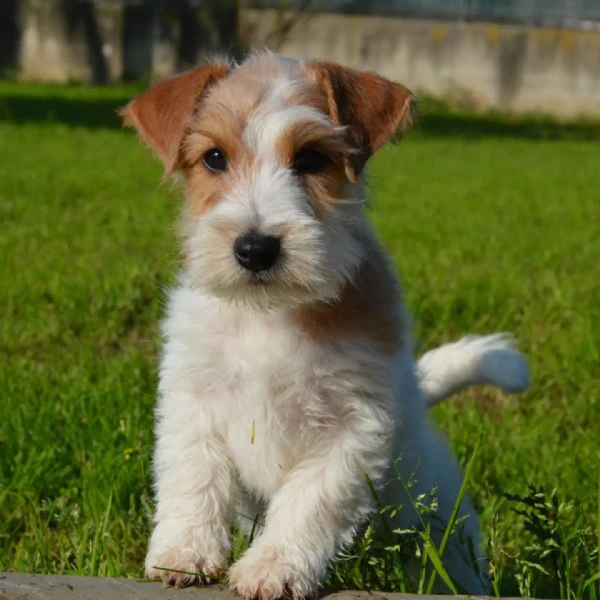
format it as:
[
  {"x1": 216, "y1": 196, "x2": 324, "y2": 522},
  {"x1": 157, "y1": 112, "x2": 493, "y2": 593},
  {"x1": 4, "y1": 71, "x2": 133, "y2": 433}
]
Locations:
[
  {"x1": 417, "y1": 334, "x2": 530, "y2": 407},
  {"x1": 144, "y1": 52, "x2": 529, "y2": 598},
  {"x1": 247, "y1": 105, "x2": 332, "y2": 160},
  {"x1": 184, "y1": 160, "x2": 363, "y2": 309}
]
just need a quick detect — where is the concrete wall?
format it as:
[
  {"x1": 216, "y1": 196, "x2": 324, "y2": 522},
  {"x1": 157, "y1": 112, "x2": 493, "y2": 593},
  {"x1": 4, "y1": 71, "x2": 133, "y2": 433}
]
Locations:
[
  {"x1": 10, "y1": 2, "x2": 600, "y2": 119},
  {"x1": 242, "y1": 9, "x2": 600, "y2": 119},
  {"x1": 14, "y1": 0, "x2": 239, "y2": 84},
  {"x1": 19, "y1": 0, "x2": 122, "y2": 83}
]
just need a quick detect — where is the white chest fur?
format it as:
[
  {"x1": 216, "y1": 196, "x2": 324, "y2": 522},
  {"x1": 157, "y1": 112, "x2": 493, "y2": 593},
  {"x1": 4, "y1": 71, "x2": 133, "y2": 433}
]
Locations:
[{"x1": 158, "y1": 284, "x2": 399, "y2": 500}]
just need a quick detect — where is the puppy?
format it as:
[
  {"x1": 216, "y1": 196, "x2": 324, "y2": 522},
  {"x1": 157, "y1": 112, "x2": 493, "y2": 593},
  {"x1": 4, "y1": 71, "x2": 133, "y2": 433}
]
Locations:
[{"x1": 121, "y1": 51, "x2": 529, "y2": 597}]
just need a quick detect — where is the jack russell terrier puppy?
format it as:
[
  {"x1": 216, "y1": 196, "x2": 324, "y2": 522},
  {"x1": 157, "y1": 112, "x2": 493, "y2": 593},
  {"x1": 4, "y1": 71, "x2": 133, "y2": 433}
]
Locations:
[{"x1": 121, "y1": 50, "x2": 529, "y2": 598}]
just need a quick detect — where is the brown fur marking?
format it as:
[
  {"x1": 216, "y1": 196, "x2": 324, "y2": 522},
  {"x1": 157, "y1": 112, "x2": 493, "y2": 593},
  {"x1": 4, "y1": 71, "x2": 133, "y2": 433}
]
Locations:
[
  {"x1": 303, "y1": 61, "x2": 415, "y2": 179},
  {"x1": 120, "y1": 62, "x2": 231, "y2": 173},
  {"x1": 296, "y1": 234, "x2": 404, "y2": 355},
  {"x1": 275, "y1": 119, "x2": 351, "y2": 213}
]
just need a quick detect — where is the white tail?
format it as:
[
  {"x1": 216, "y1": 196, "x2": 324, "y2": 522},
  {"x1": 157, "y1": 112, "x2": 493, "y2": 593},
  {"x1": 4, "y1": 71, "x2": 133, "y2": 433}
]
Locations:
[{"x1": 417, "y1": 334, "x2": 530, "y2": 408}]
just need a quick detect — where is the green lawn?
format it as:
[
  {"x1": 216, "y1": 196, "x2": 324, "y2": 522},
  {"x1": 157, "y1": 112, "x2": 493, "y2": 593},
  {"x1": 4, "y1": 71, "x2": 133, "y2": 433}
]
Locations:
[{"x1": 1, "y1": 81, "x2": 599, "y2": 598}]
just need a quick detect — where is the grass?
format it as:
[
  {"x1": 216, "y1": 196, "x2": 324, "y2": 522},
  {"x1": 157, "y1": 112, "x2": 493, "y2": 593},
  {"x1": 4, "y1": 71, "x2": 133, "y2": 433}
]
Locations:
[{"x1": 1, "y1": 80, "x2": 599, "y2": 597}]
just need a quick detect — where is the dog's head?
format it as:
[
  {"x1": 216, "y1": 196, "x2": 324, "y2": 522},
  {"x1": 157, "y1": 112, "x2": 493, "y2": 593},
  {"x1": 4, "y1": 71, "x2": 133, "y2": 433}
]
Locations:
[{"x1": 121, "y1": 51, "x2": 413, "y2": 309}]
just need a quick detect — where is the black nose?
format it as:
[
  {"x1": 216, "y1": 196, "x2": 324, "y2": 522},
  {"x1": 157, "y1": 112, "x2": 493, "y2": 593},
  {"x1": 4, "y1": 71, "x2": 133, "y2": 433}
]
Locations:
[{"x1": 234, "y1": 231, "x2": 281, "y2": 272}]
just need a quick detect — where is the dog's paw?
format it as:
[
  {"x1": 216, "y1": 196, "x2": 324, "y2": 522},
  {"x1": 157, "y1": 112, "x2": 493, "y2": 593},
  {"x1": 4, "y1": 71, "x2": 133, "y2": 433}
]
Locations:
[
  {"x1": 228, "y1": 548, "x2": 315, "y2": 600},
  {"x1": 145, "y1": 547, "x2": 226, "y2": 588}
]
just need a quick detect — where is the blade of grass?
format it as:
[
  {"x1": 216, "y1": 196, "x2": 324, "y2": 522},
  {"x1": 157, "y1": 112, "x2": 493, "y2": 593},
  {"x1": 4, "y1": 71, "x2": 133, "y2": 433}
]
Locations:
[
  {"x1": 583, "y1": 572, "x2": 600, "y2": 593},
  {"x1": 365, "y1": 473, "x2": 394, "y2": 542},
  {"x1": 90, "y1": 492, "x2": 112, "y2": 576},
  {"x1": 417, "y1": 529, "x2": 429, "y2": 594},
  {"x1": 365, "y1": 475, "x2": 408, "y2": 590},
  {"x1": 425, "y1": 436, "x2": 481, "y2": 594},
  {"x1": 589, "y1": 471, "x2": 600, "y2": 600},
  {"x1": 424, "y1": 538, "x2": 459, "y2": 594},
  {"x1": 151, "y1": 565, "x2": 226, "y2": 583},
  {"x1": 393, "y1": 466, "x2": 460, "y2": 593}
]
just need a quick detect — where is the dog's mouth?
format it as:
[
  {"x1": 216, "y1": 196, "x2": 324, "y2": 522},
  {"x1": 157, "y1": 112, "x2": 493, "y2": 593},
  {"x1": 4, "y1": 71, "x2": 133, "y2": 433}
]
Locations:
[
  {"x1": 222, "y1": 262, "x2": 330, "y2": 308},
  {"x1": 247, "y1": 274, "x2": 272, "y2": 286}
]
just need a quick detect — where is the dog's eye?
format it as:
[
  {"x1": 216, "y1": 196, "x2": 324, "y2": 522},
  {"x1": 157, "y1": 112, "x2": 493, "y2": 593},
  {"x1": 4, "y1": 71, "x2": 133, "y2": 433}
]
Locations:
[
  {"x1": 293, "y1": 148, "x2": 325, "y2": 175},
  {"x1": 203, "y1": 148, "x2": 227, "y2": 172}
]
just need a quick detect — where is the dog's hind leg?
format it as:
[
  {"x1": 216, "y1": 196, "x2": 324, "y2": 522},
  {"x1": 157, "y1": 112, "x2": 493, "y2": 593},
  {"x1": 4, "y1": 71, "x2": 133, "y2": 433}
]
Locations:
[{"x1": 382, "y1": 428, "x2": 491, "y2": 595}]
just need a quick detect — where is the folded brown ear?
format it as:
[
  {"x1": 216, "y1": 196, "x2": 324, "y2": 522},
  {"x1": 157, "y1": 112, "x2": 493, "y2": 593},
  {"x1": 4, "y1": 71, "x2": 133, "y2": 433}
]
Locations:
[
  {"x1": 119, "y1": 63, "x2": 230, "y2": 173},
  {"x1": 304, "y1": 61, "x2": 415, "y2": 179}
]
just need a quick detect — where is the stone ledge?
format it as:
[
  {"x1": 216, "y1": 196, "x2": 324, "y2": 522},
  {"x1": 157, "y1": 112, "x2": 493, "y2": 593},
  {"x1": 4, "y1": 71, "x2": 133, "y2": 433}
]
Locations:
[
  {"x1": 1, "y1": 573, "x2": 229, "y2": 600},
  {"x1": 0, "y1": 573, "x2": 523, "y2": 600}
]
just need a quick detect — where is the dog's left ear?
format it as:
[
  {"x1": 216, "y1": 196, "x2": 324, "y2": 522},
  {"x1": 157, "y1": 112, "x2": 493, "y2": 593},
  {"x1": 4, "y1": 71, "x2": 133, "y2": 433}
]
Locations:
[
  {"x1": 119, "y1": 62, "x2": 230, "y2": 174},
  {"x1": 304, "y1": 62, "x2": 415, "y2": 181}
]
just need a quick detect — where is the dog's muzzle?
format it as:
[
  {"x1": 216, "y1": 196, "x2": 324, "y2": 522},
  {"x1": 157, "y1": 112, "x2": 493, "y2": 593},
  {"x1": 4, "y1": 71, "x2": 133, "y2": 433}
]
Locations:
[{"x1": 234, "y1": 231, "x2": 281, "y2": 272}]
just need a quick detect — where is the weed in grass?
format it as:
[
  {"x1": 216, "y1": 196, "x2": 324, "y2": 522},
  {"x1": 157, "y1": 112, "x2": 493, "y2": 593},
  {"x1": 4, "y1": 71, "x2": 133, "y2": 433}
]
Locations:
[{"x1": 499, "y1": 487, "x2": 600, "y2": 599}]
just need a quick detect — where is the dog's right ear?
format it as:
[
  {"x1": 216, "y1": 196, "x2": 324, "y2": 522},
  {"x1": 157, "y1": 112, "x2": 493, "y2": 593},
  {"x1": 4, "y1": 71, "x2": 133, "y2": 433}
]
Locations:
[{"x1": 119, "y1": 63, "x2": 230, "y2": 174}]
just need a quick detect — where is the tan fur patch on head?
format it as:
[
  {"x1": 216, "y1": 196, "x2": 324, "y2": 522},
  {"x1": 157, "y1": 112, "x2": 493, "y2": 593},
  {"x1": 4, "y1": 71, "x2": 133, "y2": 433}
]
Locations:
[
  {"x1": 119, "y1": 61, "x2": 231, "y2": 173},
  {"x1": 303, "y1": 160, "x2": 352, "y2": 213},
  {"x1": 296, "y1": 233, "x2": 404, "y2": 355},
  {"x1": 182, "y1": 114, "x2": 253, "y2": 215},
  {"x1": 179, "y1": 69, "x2": 271, "y2": 215},
  {"x1": 303, "y1": 61, "x2": 415, "y2": 179},
  {"x1": 276, "y1": 119, "x2": 351, "y2": 212},
  {"x1": 183, "y1": 160, "x2": 235, "y2": 216}
]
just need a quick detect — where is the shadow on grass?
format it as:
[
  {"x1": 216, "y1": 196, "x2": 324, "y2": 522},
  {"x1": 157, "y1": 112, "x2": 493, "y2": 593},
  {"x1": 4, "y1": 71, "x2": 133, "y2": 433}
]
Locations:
[
  {"x1": 416, "y1": 111, "x2": 600, "y2": 141},
  {"x1": 0, "y1": 94, "x2": 132, "y2": 129},
  {"x1": 1, "y1": 89, "x2": 600, "y2": 141}
]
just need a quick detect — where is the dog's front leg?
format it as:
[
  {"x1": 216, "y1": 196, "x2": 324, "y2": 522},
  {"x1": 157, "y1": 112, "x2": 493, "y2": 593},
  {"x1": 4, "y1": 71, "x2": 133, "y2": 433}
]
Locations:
[
  {"x1": 229, "y1": 402, "x2": 391, "y2": 600},
  {"x1": 145, "y1": 389, "x2": 235, "y2": 587}
]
